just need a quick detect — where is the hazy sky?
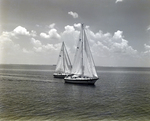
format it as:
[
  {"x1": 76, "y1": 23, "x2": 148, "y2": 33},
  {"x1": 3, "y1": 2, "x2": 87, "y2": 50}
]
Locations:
[{"x1": 0, "y1": 0, "x2": 150, "y2": 67}]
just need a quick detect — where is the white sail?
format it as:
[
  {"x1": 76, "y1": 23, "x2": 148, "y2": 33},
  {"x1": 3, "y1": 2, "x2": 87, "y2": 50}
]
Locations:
[
  {"x1": 71, "y1": 24, "x2": 98, "y2": 78},
  {"x1": 71, "y1": 34, "x2": 82, "y2": 75},
  {"x1": 55, "y1": 42, "x2": 71, "y2": 74},
  {"x1": 83, "y1": 30, "x2": 98, "y2": 77}
]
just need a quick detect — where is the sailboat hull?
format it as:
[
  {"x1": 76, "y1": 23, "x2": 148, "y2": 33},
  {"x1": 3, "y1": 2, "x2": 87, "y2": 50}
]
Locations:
[
  {"x1": 53, "y1": 73, "x2": 68, "y2": 79},
  {"x1": 64, "y1": 77, "x2": 98, "y2": 85},
  {"x1": 53, "y1": 75, "x2": 66, "y2": 79}
]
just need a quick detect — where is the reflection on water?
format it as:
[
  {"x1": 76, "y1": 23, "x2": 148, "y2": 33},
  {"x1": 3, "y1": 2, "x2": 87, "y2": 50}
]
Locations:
[{"x1": 0, "y1": 65, "x2": 150, "y2": 121}]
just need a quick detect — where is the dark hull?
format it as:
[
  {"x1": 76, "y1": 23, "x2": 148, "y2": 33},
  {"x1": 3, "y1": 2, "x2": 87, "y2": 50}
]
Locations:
[
  {"x1": 64, "y1": 78, "x2": 98, "y2": 85},
  {"x1": 53, "y1": 74, "x2": 67, "y2": 79}
]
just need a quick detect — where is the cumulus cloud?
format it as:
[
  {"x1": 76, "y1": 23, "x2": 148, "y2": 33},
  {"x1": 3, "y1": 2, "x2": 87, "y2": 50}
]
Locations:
[
  {"x1": 40, "y1": 28, "x2": 61, "y2": 40},
  {"x1": 61, "y1": 25, "x2": 80, "y2": 54},
  {"x1": 74, "y1": 23, "x2": 81, "y2": 28},
  {"x1": 144, "y1": 44, "x2": 150, "y2": 50},
  {"x1": 40, "y1": 33, "x2": 50, "y2": 39},
  {"x1": 68, "y1": 11, "x2": 78, "y2": 18},
  {"x1": 13, "y1": 26, "x2": 30, "y2": 36},
  {"x1": 115, "y1": 0, "x2": 123, "y2": 3},
  {"x1": 83, "y1": 27, "x2": 139, "y2": 66},
  {"x1": 64, "y1": 25, "x2": 75, "y2": 32},
  {"x1": 0, "y1": 31, "x2": 22, "y2": 64},
  {"x1": 138, "y1": 43, "x2": 150, "y2": 66},
  {"x1": 0, "y1": 25, "x2": 62, "y2": 64},
  {"x1": 12, "y1": 26, "x2": 37, "y2": 37},
  {"x1": 143, "y1": 44, "x2": 150, "y2": 55},
  {"x1": 30, "y1": 37, "x2": 61, "y2": 54},
  {"x1": 59, "y1": 24, "x2": 138, "y2": 63},
  {"x1": 0, "y1": 24, "x2": 146, "y2": 66},
  {"x1": 48, "y1": 29, "x2": 61, "y2": 39},
  {"x1": 88, "y1": 29, "x2": 137, "y2": 55},
  {"x1": 49, "y1": 23, "x2": 55, "y2": 29},
  {"x1": 113, "y1": 30, "x2": 123, "y2": 39},
  {"x1": 31, "y1": 38, "x2": 42, "y2": 47},
  {"x1": 59, "y1": 24, "x2": 138, "y2": 66},
  {"x1": 0, "y1": 34, "x2": 20, "y2": 53}
]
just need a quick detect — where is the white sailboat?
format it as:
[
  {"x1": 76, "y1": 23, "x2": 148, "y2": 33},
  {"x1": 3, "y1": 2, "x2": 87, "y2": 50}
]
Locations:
[
  {"x1": 53, "y1": 42, "x2": 72, "y2": 78},
  {"x1": 64, "y1": 24, "x2": 99, "y2": 85}
]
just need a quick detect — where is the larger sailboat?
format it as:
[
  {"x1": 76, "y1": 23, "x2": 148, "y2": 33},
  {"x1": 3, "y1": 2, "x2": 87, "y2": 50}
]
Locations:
[
  {"x1": 64, "y1": 24, "x2": 99, "y2": 85},
  {"x1": 53, "y1": 42, "x2": 72, "y2": 78}
]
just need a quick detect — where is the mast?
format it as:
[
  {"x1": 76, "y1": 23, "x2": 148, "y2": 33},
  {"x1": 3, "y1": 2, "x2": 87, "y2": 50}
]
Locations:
[{"x1": 81, "y1": 23, "x2": 84, "y2": 76}]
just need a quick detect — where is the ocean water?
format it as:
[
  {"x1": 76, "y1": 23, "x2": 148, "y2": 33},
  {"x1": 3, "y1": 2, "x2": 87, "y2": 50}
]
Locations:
[{"x1": 0, "y1": 65, "x2": 150, "y2": 121}]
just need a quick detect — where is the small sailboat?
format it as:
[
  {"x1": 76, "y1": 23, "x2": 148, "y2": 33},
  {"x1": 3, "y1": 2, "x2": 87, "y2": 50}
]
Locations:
[
  {"x1": 53, "y1": 42, "x2": 72, "y2": 78},
  {"x1": 64, "y1": 24, "x2": 99, "y2": 85}
]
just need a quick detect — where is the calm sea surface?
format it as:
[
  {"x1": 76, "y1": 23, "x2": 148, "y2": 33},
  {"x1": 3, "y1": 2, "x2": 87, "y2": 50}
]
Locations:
[{"x1": 0, "y1": 65, "x2": 150, "y2": 121}]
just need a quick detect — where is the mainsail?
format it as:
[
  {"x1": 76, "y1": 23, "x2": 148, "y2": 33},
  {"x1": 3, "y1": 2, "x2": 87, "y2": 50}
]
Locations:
[
  {"x1": 55, "y1": 42, "x2": 71, "y2": 74},
  {"x1": 71, "y1": 24, "x2": 98, "y2": 78}
]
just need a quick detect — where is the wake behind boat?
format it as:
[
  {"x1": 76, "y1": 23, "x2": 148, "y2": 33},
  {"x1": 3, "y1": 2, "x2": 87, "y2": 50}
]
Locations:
[
  {"x1": 53, "y1": 42, "x2": 72, "y2": 78},
  {"x1": 64, "y1": 24, "x2": 99, "y2": 85}
]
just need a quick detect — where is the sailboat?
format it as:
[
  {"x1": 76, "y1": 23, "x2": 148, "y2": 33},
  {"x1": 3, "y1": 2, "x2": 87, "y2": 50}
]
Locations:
[
  {"x1": 53, "y1": 42, "x2": 72, "y2": 78},
  {"x1": 64, "y1": 24, "x2": 99, "y2": 85}
]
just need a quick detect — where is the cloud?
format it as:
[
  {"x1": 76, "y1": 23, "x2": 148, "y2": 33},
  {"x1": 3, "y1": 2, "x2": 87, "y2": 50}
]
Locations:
[
  {"x1": 13, "y1": 26, "x2": 30, "y2": 36},
  {"x1": 68, "y1": 11, "x2": 78, "y2": 18},
  {"x1": 59, "y1": 24, "x2": 139, "y2": 66},
  {"x1": 83, "y1": 27, "x2": 139, "y2": 66},
  {"x1": 64, "y1": 25, "x2": 75, "y2": 32},
  {"x1": 74, "y1": 23, "x2": 81, "y2": 29},
  {"x1": 138, "y1": 44, "x2": 150, "y2": 66},
  {"x1": 31, "y1": 30, "x2": 37, "y2": 37},
  {"x1": 0, "y1": 23, "x2": 147, "y2": 66},
  {"x1": 40, "y1": 28, "x2": 61, "y2": 40},
  {"x1": 40, "y1": 33, "x2": 50, "y2": 39},
  {"x1": 48, "y1": 29, "x2": 61, "y2": 39},
  {"x1": 31, "y1": 38, "x2": 42, "y2": 47},
  {"x1": 113, "y1": 30, "x2": 123, "y2": 39},
  {"x1": 88, "y1": 29, "x2": 137, "y2": 55},
  {"x1": 49, "y1": 23, "x2": 55, "y2": 29},
  {"x1": 147, "y1": 25, "x2": 150, "y2": 31},
  {"x1": 12, "y1": 26, "x2": 37, "y2": 37},
  {"x1": 61, "y1": 25, "x2": 80, "y2": 53},
  {"x1": 60, "y1": 24, "x2": 138, "y2": 59},
  {"x1": 0, "y1": 33, "x2": 20, "y2": 53},
  {"x1": 0, "y1": 26, "x2": 60, "y2": 64},
  {"x1": 30, "y1": 38, "x2": 61, "y2": 55},
  {"x1": 115, "y1": 0, "x2": 123, "y2": 3},
  {"x1": 0, "y1": 31, "x2": 23, "y2": 64},
  {"x1": 143, "y1": 44, "x2": 150, "y2": 55},
  {"x1": 144, "y1": 44, "x2": 150, "y2": 50}
]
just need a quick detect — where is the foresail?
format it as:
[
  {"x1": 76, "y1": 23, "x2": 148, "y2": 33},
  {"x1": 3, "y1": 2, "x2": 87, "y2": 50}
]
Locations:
[
  {"x1": 55, "y1": 43, "x2": 64, "y2": 73},
  {"x1": 83, "y1": 30, "x2": 98, "y2": 78},
  {"x1": 63, "y1": 44, "x2": 72, "y2": 74},
  {"x1": 71, "y1": 33, "x2": 82, "y2": 75},
  {"x1": 55, "y1": 42, "x2": 72, "y2": 74}
]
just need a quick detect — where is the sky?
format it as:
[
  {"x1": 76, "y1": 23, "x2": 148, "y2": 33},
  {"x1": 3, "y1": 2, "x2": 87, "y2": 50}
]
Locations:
[{"x1": 0, "y1": 0, "x2": 150, "y2": 67}]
